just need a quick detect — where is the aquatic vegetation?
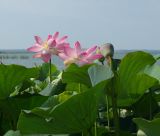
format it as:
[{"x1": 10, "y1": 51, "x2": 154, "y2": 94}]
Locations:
[{"x1": 0, "y1": 32, "x2": 160, "y2": 136}]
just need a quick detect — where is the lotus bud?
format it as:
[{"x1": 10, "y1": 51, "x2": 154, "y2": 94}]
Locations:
[
  {"x1": 100, "y1": 43, "x2": 114, "y2": 58},
  {"x1": 96, "y1": 47, "x2": 105, "y2": 64}
]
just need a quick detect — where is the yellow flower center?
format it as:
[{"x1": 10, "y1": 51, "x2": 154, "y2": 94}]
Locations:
[{"x1": 43, "y1": 42, "x2": 49, "y2": 50}]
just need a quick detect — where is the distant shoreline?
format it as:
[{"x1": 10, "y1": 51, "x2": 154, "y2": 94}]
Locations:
[{"x1": 0, "y1": 49, "x2": 160, "y2": 54}]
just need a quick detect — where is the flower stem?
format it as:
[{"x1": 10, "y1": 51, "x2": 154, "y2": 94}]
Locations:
[
  {"x1": 82, "y1": 131, "x2": 84, "y2": 136},
  {"x1": 149, "y1": 88, "x2": 153, "y2": 120},
  {"x1": 49, "y1": 59, "x2": 52, "y2": 83},
  {"x1": 78, "y1": 83, "x2": 81, "y2": 93},
  {"x1": 102, "y1": 60, "x2": 110, "y2": 129},
  {"x1": 94, "y1": 121, "x2": 97, "y2": 136},
  {"x1": 106, "y1": 95, "x2": 110, "y2": 129},
  {"x1": 111, "y1": 86, "x2": 119, "y2": 136},
  {"x1": 109, "y1": 57, "x2": 119, "y2": 136}
]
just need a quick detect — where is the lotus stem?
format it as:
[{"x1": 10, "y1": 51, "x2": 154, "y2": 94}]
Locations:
[
  {"x1": 149, "y1": 89, "x2": 153, "y2": 120},
  {"x1": 106, "y1": 95, "x2": 110, "y2": 129},
  {"x1": 94, "y1": 121, "x2": 97, "y2": 136},
  {"x1": 102, "y1": 61, "x2": 110, "y2": 129},
  {"x1": 11, "y1": 120, "x2": 17, "y2": 130},
  {"x1": 109, "y1": 57, "x2": 120, "y2": 136},
  {"x1": 88, "y1": 127, "x2": 93, "y2": 136},
  {"x1": 111, "y1": 82, "x2": 119, "y2": 136},
  {"x1": 49, "y1": 59, "x2": 52, "y2": 83},
  {"x1": 78, "y1": 83, "x2": 84, "y2": 136},
  {"x1": 79, "y1": 83, "x2": 81, "y2": 93}
]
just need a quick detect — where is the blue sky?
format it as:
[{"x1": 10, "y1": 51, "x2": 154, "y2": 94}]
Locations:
[{"x1": 0, "y1": 0, "x2": 160, "y2": 50}]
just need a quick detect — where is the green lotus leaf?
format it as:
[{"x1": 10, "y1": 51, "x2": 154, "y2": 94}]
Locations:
[
  {"x1": 88, "y1": 64, "x2": 113, "y2": 86},
  {"x1": 117, "y1": 51, "x2": 158, "y2": 106},
  {"x1": 0, "y1": 64, "x2": 39, "y2": 99},
  {"x1": 17, "y1": 81, "x2": 106, "y2": 134},
  {"x1": 62, "y1": 64, "x2": 92, "y2": 87},
  {"x1": 133, "y1": 118, "x2": 160, "y2": 136}
]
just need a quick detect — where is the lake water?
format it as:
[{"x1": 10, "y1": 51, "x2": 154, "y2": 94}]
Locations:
[{"x1": 0, "y1": 50, "x2": 160, "y2": 69}]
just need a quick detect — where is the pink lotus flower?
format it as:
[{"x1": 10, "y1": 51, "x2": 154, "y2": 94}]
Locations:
[
  {"x1": 27, "y1": 32, "x2": 68, "y2": 62},
  {"x1": 58, "y1": 41, "x2": 103, "y2": 66}
]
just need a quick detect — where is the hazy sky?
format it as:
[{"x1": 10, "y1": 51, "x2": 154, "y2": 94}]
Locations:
[{"x1": 0, "y1": 0, "x2": 160, "y2": 50}]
